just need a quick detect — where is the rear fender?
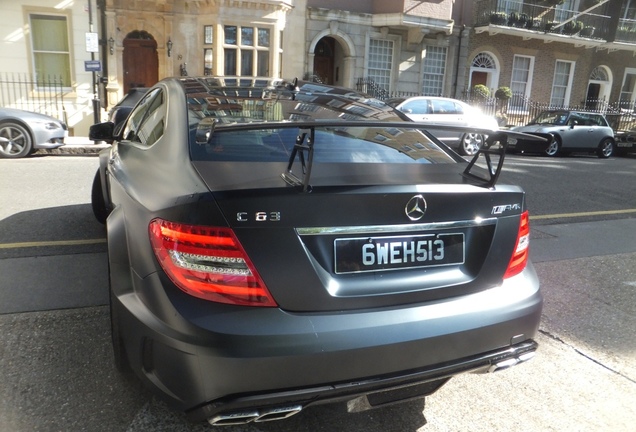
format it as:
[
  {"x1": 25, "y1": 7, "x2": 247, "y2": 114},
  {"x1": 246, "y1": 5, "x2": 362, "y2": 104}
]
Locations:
[
  {"x1": 98, "y1": 148, "x2": 113, "y2": 212},
  {"x1": 107, "y1": 205, "x2": 133, "y2": 297}
]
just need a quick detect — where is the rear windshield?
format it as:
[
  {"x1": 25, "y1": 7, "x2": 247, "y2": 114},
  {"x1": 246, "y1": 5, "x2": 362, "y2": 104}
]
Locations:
[{"x1": 189, "y1": 126, "x2": 457, "y2": 165}]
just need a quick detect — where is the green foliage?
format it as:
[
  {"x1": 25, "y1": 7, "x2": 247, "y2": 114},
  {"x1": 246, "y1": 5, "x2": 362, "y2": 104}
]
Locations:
[
  {"x1": 495, "y1": 87, "x2": 512, "y2": 100},
  {"x1": 473, "y1": 84, "x2": 490, "y2": 99}
]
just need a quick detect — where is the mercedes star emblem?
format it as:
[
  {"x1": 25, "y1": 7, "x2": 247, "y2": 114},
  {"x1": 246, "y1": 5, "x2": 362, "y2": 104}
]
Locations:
[{"x1": 405, "y1": 195, "x2": 427, "y2": 221}]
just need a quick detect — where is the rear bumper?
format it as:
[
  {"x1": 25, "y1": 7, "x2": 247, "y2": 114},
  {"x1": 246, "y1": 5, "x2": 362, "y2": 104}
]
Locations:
[{"x1": 116, "y1": 265, "x2": 542, "y2": 423}]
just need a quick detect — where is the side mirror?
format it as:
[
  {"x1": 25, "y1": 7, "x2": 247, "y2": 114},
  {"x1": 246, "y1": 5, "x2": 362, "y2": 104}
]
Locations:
[{"x1": 89, "y1": 122, "x2": 115, "y2": 144}]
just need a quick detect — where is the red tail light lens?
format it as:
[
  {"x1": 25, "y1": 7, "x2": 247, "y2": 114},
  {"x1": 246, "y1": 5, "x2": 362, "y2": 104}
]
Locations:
[
  {"x1": 503, "y1": 210, "x2": 530, "y2": 279},
  {"x1": 149, "y1": 219, "x2": 277, "y2": 307}
]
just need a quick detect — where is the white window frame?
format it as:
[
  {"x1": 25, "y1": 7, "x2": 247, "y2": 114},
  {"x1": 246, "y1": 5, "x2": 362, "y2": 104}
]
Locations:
[
  {"x1": 550, "y1": 60, "x2": 575, "y2": 107},
  {"x1": 619, "y1": 67, "x2": 636, "y2": 109},
  {"x1": 222, "y1": 24, "x2": 273, "y2": 77},
  {"x1": 510, "y1": 55, "x2": 534, "y2": 111},
  {"x1": 28, "y1": 12, "x2": 73, "y2": 89},
  {"x1": 364, "y1": 32, "x2": 400, "y2": 93},
  {"x1": 421, "y1": 45, "x2": 448, "y2": 96}
]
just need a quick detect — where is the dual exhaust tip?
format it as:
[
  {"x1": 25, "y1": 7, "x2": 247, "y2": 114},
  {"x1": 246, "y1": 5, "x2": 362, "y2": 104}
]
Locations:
[
  {"x1": 208, "y1": 405, "x2": 302, "y2": 426},
  {"x1": 208, "y1": 349, "x2": 536, "y2": 425}
]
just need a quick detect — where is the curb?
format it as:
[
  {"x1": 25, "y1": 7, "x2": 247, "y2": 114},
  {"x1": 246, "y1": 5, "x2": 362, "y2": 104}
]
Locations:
[{"x1": 34, "y1": 139, "x2": 109, "y2": 156}]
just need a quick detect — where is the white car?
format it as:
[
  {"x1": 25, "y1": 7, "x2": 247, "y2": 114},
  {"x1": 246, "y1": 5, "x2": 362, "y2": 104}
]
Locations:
[{"x1": 388, "y1": 96, "x2": 499, "y2": 156}]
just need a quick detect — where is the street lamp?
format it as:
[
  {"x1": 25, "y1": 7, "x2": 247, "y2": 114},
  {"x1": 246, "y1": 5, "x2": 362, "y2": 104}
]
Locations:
[{"x1": 167, "y1": 38, "x2": 173, "y2": 57}]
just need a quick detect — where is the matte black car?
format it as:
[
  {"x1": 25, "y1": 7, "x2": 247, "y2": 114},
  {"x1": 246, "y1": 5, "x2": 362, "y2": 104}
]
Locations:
[
  {"x1": 89, "y1": 77, "x2": 543, "y2": 426},
  {"x1": 510, "y1": 110, "x2": 616, "y2": 158}
]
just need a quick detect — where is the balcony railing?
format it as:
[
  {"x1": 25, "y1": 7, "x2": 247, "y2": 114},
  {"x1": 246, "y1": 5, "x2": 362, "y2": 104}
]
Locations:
[
  {"x1": 616, "y1": 18, "x2": 636, "y2": 44},
  {"x1": 474, "y1": 0, "x2": 612, "y2": 42}
]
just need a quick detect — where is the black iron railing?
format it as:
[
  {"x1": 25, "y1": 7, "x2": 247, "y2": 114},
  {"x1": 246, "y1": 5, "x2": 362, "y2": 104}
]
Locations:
[
  {"x1": 0, "y1": 73, "x2": 66, "y2": 123},
  {"x1": 355, "y1": 77, "x2": 636, "y2": 131}
]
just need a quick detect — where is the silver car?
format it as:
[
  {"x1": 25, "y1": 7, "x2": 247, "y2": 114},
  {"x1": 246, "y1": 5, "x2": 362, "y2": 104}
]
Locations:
[
  {"x1": 389, "y1": 96, "x2": 499, "y2": 156},
  {"x1": 0, "y1": 107, "x2": 67, "y2": 158},
  {"x1": 510, "y1": 110, "x2": 616, "y2": 158}
]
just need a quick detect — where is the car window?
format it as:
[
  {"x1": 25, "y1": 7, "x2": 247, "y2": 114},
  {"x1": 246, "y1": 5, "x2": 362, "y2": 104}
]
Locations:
[
  {"x1": 402, "y1": 100, "x2": 429, "y2": 114},
  {"x1": 121, "y1": 88, "x2": 165, "y2": 146},
  {"x1": 430, "y1": 99, "x2": 458, "y2": 114},
  {"x1": 190, "y1": 126, "x2": 456, "y2": 165}
]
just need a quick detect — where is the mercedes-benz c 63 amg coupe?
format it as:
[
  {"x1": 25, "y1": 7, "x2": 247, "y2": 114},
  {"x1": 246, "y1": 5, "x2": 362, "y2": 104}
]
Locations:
[{"x1": 89, "y1": 77, "x2": 543, "y2": 426}]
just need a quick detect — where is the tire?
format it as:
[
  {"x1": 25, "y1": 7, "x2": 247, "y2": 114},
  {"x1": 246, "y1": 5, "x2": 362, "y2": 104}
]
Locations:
[
  {"x1": 0, "y1": 121, "x2": 33, "y2": 159},
  {"x1": 545, "y1": 136, "x2": 561, "y2": 157},
  {"x1": 91, "y1": 170, "x2": 109, "y2": 224},
  {"x1": 459, "y1": 133, "x2": 484, "y2": 156},
  {"x1": 597, "y1": 138, "x2": 614, "y2": 158}
]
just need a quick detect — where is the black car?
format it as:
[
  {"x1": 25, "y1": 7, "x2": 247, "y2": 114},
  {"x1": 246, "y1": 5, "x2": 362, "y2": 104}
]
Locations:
[
  {"x1": 107, "y1": 87, "x2": 149, "y2": 129},
  {"x1": 614, "y1": 128, "x2": 636, "y2": 155},
  {"x1": 89, "y1": 77, "x2": 543, "y2": 426}
]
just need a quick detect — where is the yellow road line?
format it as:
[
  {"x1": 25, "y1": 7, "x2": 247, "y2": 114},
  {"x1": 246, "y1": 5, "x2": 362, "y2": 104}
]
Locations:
[
  {"x1": 530, "y1": 209, "x2": 636, "y2": 220},
  {"x1": 0, "y1": 209, "x2": 635, "y2": 250},
  {"x1": 0, "y1": 238, "x2": 107, "y2": 249}
]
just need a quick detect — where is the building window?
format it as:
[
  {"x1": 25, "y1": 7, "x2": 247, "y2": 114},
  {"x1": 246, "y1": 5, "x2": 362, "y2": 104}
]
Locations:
[
  {"x1": 497, "y1": 0, "x2": 523, "y2": 14},
  {"x1": 422, "y1": 46, "x2": 447, "y2": 96},
  {"x1": 203, "y1": 26, "x2": 213, "y2": 75},
  {"x1": 619, "y1": 68, "x2": 636, "y2": 110},
  {"x1": 29, "y1": 14, "x2": 71, "y2": 87},
  {"x1": 204, "y1": 25, "x2": 213, "y2": 44},
  {"x1": 224, "y1": 25, "x2": 271, "y2": 77},
  {"x1": 367, "y1": 38, "x2": 393, "y2": 91},
  {"x1": 204, "y1": 49, "x2": 213, "y2": 75},
  {"x1": 510, "y1": 55, "x2": 534, "y2": 109},
  {"x1": 550, "y1": 60, "x2": 575, "y2": 106},
  {"x1": 555, "y1": 0, "x2": 579, "y2": 23}
]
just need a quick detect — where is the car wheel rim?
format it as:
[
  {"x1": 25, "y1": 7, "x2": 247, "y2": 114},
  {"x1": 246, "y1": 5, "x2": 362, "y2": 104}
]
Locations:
[
  {"x1": 462, "y1": 134, "x2": 482, "y2": 156},
  {"x1": 602, "y1": 142, "x2": 613, "y2": 157},
  {"x1": 0, "y1": 126, "x2": 28, "y2": 156},
  {"x1": 546, "y1": 140, "x2": 558, "y2": 156}
]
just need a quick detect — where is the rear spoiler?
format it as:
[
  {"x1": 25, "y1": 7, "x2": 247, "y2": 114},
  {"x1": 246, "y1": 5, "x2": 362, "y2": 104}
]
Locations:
[
  {"x1": 462, "y1": 130, "x2": 547, "y2": 189},
  {"x1": 213, "y1": 121, "x2": 546, "y2": 191}
]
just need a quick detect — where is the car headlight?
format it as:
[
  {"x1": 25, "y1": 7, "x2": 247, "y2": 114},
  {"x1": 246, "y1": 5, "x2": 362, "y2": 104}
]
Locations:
[{"x1": 45, "y1": 122, "x2": 62, "y2": 130}]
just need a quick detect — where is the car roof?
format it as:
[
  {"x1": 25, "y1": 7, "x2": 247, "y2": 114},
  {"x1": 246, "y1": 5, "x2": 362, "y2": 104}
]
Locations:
[{"x1": 178, "y1": 77, "x2": 410, "y2": 124}]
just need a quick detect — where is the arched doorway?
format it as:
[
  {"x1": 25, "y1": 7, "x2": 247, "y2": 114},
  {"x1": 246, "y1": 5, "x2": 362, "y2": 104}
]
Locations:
[
  {"x1": 468, "y1": 52, "x2": 499, "y2": 92},
  {"x1": 313, "y1": 37, "x2": 336, "y2": 85},
  {"x1": 123, "y1": 31, "x2": 158, "y2": 93},
  {"x1": 585, "y1": 66, "x2": 612, "y2": 110}
]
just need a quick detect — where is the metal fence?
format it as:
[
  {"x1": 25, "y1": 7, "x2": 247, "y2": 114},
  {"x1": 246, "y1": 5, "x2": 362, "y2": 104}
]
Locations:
[
  {"x1": 0, "y1": 73, "x2": 66, "y2": 123},
  {"x1": 355, "y1": 78, "x2": 636, "y2": 132}
]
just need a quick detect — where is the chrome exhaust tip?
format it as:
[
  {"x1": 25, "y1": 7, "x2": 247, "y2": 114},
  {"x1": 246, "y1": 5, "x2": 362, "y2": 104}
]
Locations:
[
  {"x1": 488, "y1": 350, "x2": 536, "y2": 373},
  {"x1": 208, "y1": 405, "x2": 302, "y2": 426},
  {"x1": 254, "y1": 405, "x2": 302, "y2": 422},
  {"x1": 208, "y1": 411, "x2": 260, "y2": 426}
]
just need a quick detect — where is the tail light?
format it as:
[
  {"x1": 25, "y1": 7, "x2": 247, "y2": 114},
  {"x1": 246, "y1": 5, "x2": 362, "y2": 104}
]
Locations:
[
  {"x1": 503, "y1": 210, "x2": 530, "y2": 279},
  {"x1": 149, "y1": 219, "x2": 277, "y2": 307}
]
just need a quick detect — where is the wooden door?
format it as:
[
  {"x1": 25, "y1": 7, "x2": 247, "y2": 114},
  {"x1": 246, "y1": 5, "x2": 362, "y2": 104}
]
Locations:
[{"x1": 123, "y1": 37, "x2": 158, "y2": 93}]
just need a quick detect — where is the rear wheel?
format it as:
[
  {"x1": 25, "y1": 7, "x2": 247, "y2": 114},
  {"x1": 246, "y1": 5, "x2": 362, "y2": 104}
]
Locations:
[
  {"x1": 0, "y1": 122, "x2": 33, "y2": 158},
  {"x1": 597, "y1": 138, "x2": 614, "y2": 158},
  {"x1": 545, "y1": 136, "x2": 561, "y2": 157},
  {"x1": 459, "y1": 133, "x2": 484, "y2": 156}
]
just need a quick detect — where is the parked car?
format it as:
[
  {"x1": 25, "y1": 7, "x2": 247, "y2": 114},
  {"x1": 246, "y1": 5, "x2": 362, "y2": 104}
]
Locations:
[
  {"x1": 510, "y1": 110, "x2": 616, "y2": 158},
  {"x1": 613, "y1": 128, "x2": 636, "y2": 155},
  {"x1": 89, "y1": 77, "x2": 542, "y2": 426},
  {"x1": 0, "y1": 107, "x2": 67, "y2": 158},
  {"x1": 108, "y1": 87, "x2": 149, "y2": 130},
  {"x1": 387, "y1": 96, "x2": 499, "y2": 156}
]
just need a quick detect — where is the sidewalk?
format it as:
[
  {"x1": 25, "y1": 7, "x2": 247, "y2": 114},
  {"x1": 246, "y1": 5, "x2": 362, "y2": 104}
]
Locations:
[{"x1": 35, "y1": 136, "x2": 109, "y2": 156}]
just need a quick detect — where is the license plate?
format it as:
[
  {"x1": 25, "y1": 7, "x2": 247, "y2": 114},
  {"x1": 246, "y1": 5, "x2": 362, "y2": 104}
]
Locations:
[{"x1": 334, "y1": 233, "x2": 465, "y2": 274}]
